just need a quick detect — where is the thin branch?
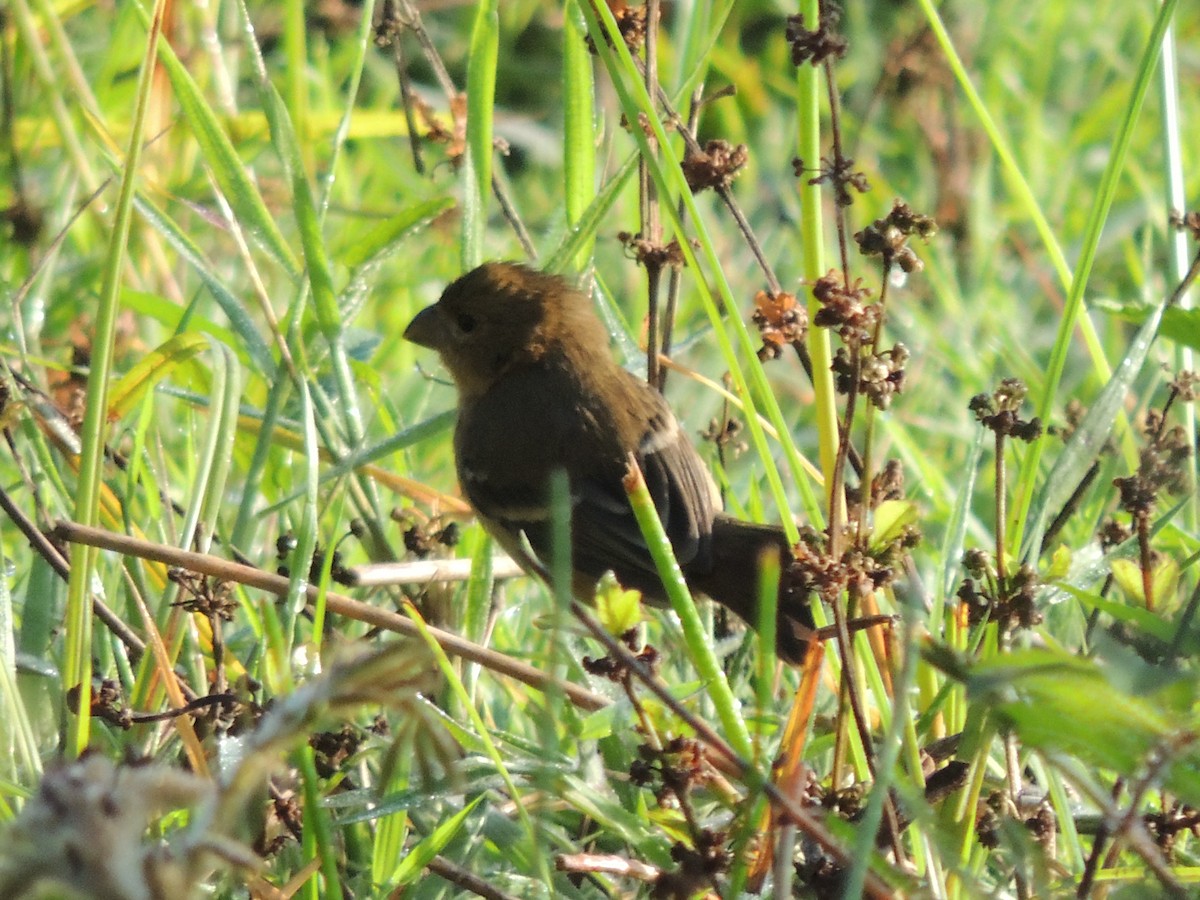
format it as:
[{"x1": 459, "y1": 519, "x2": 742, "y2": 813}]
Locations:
[
  {"x1": 53, "y1": 520, "x2": 610, "y2": 714},
  {"x1": 0, "y1": 482, "x2": 146, "y2": 658},
  {"x1": 423, "y1": 855, "x2": 522, "y2": 900},
  {"x1": 383, "y1": 7, "x2": 426, "y2": 174}
]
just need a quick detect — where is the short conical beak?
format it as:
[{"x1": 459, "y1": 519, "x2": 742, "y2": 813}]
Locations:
[{"x1": 404, "y1": 305, "x2": 444, "y2": 349}]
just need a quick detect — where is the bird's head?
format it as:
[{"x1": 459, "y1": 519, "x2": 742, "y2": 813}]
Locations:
[{"x1": 405, "y1": 262, "x2": 609, "y2": 398}]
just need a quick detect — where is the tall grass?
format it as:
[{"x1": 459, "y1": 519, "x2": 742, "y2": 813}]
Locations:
[{"x1": 0, "y1": 1, "x2": 1197, "y2": 897}]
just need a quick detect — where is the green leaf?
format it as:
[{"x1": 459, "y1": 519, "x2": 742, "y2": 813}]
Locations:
[
  {"x1": 870, "y1": 499, "x2": 919, "y2": 550},
  {"x1": 108, "y1": 332, "x2": 209, "y2": 420},
  {"x1": 146, "y1": 17, "x2": 300, "y2": 276},
  {"x1": 120, "y1": 288, "x2": 241, "y2": 357},
  {"x1": 462, "y1": 0, "x2": 498, "y2": 268},
  {"x1": 1046, "y1": 545, "x2": 1072, "y2": 580},
  {"x1": 1111, "y1": 557, "x2": 1182, "y2": 613},
  {"x1": 340, "y1": 197, "x2": 456, "y2": 270},
  {"x1": 1101, "y1": 302, "x2": 1200, "y2": 351},
  {"x1": 1057, "y1": 582, "x2": 1175, "y2": 644},
  {"x1": 595, "y1": 573, "x2": 643, "y2": 637},
  {"x1": 388, "y1": 792, "x2": 487, "y2": 883},
  {"x1": 966, "y1": 648, "x2": 1200, "y2": 804}
]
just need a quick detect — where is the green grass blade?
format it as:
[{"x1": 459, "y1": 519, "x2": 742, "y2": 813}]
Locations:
[
  {"x1": 545, "y1": 149, "x2": 640, "y2": 275},
  {"x1": 385, "y1": 795, "x2": 484, "y2": 886},
  {"x1": 796, "y1": 0, "x2": 839, "y2": 499},
  {"x1": 581, "y1": 0, "x2": 820, "y2": 538},
  {"x1": 132, "y1": 196, "x2": 278, "y2": 375},
  {"x1": 1012, "y1": 0, "x2": 1179, "y2": 552},
  {"x1": 561, "y1": 0, "x2": 596, "y2": 270},
  {"x1": 624, "y1": 460, "x2": 753, "y2": 759},
  {"x1": 107, "y1": 333, "x2": 209, "y2": 421},
  {"x1": 145, "y1": 8, "x2": 300, "y2": 277},
  {"x1": 462, "y1": 0, "x2": 499, "y2": 268},
  {"x1": 62, "y1": 0, "x2": 170, "y2": 755},
  {"x1": 1023, "y1": 300, "x2": 1172, "y2": 558}
]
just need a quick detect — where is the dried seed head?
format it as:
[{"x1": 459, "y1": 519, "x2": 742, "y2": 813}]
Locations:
[
  {"x1": 681, "y1": 140, "x2": 748, "y2": 193},
  {"x1": 751, "y1": 290, "x2": 807, "y2": 360},
  {"x1": 785, "y1": 7, "x2": 848, "y2": 67}
]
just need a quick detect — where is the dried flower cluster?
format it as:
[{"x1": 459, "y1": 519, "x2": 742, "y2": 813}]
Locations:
[
  {"x1": 752, "y1": 289, "x2": 808, "y2": 360},
  {"x1": 969, "y1": 378, "x2": 1043, "y2": 443},
  {"x1": 785, "y1": 6, "x2": 848, "y2": 67},
  {"x1": 681, "y1": 139, "x2": 748, "y2": 193},
  {"x1": 855, "y1": 200, "x2": 938, "y2": 273},
  {"x1": 958, "y1": 549, "x2": 1044, "y2": 630},
  {"x1": 617, "y1": 231, "x2": 688, "y2": 270}
]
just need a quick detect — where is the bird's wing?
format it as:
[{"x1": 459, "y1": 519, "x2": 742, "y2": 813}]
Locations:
[
  {"x1": 568, "y1": 394, "x2": 719, "y2": 599},
  {"x1": 456, "y1": 365, "x2": 717, "y2": 599}
]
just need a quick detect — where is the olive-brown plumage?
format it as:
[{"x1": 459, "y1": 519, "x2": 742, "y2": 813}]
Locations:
[{"x1": 405, "y1": 262, "x2": 813, "y2": 662}]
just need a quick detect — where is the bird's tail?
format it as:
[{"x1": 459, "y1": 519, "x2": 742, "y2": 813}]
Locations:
[{"x1": 690, "y1": 514, "x2": 815, "y2": 665}]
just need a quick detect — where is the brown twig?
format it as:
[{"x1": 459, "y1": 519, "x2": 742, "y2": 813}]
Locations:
[
  {"x1": 55, "y1": 520, "x2": 899, "y2": 893},
  {"x1": 492, "y1": 164, "x2": 538, "y2": 260},
  {"x1": 381, "y1": 3, "x2": 426, "y2": 175},
  {"x1": 53, "y1": 520, "x2": 609, "y2": 713},
  {"x1": 422, "y1": 855, "x2": 521, "y2": 900},
  {"x1": 555, "y1": 852, "x2": 660, "y2": 883},
  {"x1": 0, "y1": 483, "x2": 146, "y2": 658}
]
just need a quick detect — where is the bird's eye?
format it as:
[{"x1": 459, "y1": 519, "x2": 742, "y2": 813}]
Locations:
[{"x1": 456, "y1": 313, "x2": 477, "y2": 334}]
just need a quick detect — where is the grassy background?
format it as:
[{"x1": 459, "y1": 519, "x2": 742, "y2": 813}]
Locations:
[{"x1": 1, "y1": 0, "x2": 1198, "y2": 897}]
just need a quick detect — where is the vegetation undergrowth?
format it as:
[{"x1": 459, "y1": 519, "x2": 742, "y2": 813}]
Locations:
[{"x1": 0, "y1": 1, "x2": 1198, "y2": 898}]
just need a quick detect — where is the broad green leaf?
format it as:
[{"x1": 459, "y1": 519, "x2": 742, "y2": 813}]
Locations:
[{"x1": 966, "y1": 648, "x2": 1200, "y2": 804}]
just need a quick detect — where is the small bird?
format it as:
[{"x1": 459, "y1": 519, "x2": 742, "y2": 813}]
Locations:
[{"x1": 404, "y1": 262, "x2": 813, "y2": 663}]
